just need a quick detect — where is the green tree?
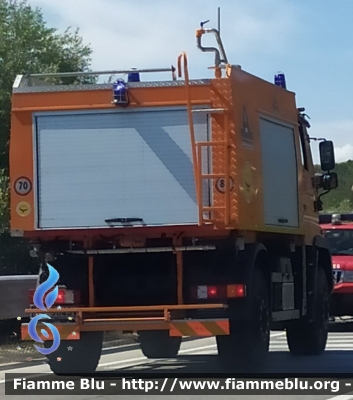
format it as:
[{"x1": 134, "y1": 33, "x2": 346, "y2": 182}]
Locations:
[
  {"x1": 317, "y1": 160, "x2": 353, "y2": 213},
  {"x1": 326, "y1": 199, "x2": 353, "y2": 214},
  {"x1": 0, "y1": 0, "x2": 94, "y2": 273}
]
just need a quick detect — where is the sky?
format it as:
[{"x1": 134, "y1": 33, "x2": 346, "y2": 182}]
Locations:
[{"x1": 27, "y1": 0, "x2": 353, "y2": 165}]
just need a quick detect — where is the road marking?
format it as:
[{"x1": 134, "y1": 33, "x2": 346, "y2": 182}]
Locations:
[
  {"x1": 326, "y1": 396, "x2": 353, "y2": 400},
  {"x1": 270, "y1": 332, "x2": 286, "y2": 338},
  {"x1": 271, "y1": 343, "x2": 353, "y2": 347},
  {"x1": 0, "y1": 371, "x2": 53, "y2": 385},
  {"x1": 103, "y1": 343, "x2": 138, "y2": 351},
  {"x1": 99, "y1": 344, "x2": 218, "y2": 368},
  {"x1": 0, "y1": 332, "x2": 286, "y2": 373},
  {"x1": 99, "y1": 332, "x2": 286, "y2": 368},
  {"x1": 99, "y1": 346, "x2": 220, "y2": 370},
  {"x1": 0, "y1": 331, "x2": 299, "y2": 380},
  {"x1": 0, "y1": 330, "x2": 352, "y2": 385},
  {"x1": 0, "y1": 362, "x2": 22, "y2": 368}
]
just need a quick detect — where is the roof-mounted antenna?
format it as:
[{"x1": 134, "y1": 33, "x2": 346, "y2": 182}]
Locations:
[
  {"x1": 218, "y1": 7, "x2": 221, "y2": 35},
  {"x1": 196, "y1": 9, "x2": 228, "y2": 78}
]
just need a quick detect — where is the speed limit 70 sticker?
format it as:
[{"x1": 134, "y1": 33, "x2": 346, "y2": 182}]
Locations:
[{"x1": 14, "y1": 177, "x2": 32, "y2": 196}]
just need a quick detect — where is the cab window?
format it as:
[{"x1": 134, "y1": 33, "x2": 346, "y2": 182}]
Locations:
[
  {"x1": 298, "y1": 124, "x2": 308, "y2": 170},
  {"x1": 323, "y1": 229, "x2": 353, "y2": 255}
]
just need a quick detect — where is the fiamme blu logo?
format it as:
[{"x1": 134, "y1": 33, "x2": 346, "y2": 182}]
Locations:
[{"x1": 28, "y1": 264, "x2": 61, "y2": 355}]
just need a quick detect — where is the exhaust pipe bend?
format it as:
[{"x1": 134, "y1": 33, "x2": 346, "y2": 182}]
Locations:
[
  {"x1": 196, "y1": 27, "x2": 228, "y2": 68},
  {"x1": 196, "y1": 35, "x2": 221, "y2": 67}
]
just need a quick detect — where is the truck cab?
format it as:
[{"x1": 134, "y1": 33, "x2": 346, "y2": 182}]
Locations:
[{"x1": 320, "y1": 213, "x2": 353, "y2": 317}]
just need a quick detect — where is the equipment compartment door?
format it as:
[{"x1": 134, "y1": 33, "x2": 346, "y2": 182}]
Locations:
[
  {"x1": 35, "y1": 107, "x2": 209, "y2": 229},
  {"x1": 259, "y1": 116, "x2": 299, "y2": 228}
]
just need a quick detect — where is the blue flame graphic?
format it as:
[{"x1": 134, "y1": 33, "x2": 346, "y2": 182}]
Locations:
[
  {"x1": 28, "y1": 314, "x2": 61, "y2": 355},
  {"x1": 28, "y1": 263, "x2": 61, "y2": 355},
  {"x1": 33, "y1": 264, "x2": 59, "y2": 311}
]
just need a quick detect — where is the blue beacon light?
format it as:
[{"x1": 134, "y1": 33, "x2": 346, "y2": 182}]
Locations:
[
  {"x1": 113, "y1": 79, "x2": 129, "y2": 107},
  {"x1": 127, "y1": 68, "x2": 140, "y2": 82},
  {"x1": 274, "y1": 72, "x2": 287, "y2": 89}
]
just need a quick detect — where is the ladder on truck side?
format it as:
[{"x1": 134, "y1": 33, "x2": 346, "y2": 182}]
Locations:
[{"x1": 178, "y1": 52, "x2": 232, "y2": 227}]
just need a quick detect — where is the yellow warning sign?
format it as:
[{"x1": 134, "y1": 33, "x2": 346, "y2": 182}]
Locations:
[
  {"x1": 241, "y1": 106, "x2": 254, "y2": 150},
  {"x1": 16, "y1": 201, "x2": 31, "y2": 217},
  {"x1": 241, "y1": 162, "x2": 258, "y2": 203}
]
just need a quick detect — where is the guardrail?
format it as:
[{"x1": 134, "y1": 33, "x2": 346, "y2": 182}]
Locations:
[{"x1": 0, "y1": 275, "x2": 37, "y2": 320}]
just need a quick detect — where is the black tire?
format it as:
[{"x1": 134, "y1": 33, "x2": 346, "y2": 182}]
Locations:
[
  {"x1": 217, "y1": 266, "x2": 270, "y2": 372},
  {"x1": 44, "y1": 331, "x2": 103, "y2": 375},
  {"x1": 138, "y1": 330, "x2": 181, "y2": 358},
  {"x1": 286, "y1": 267, "x2": 329, "y2": 356}
]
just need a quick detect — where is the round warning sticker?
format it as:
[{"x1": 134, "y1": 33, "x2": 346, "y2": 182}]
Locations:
[
  {"x1": 16, "y1": 201, "x2": 31, "y2": 217},
  {"x1": 14, "y1": 177, "x2": 32, "y2": 196},
  {"x1": 215, "y1": 177, "x2": 234, "y2": 193}
]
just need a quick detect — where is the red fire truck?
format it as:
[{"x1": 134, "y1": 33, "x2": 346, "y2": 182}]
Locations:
[{"x1": 320, "y1": 213, "x2": 353, "y2": 317}]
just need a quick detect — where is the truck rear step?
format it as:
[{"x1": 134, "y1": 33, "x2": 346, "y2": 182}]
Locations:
[{"x1": 21, "y1": 304, "x2": 229, "y2": 340}]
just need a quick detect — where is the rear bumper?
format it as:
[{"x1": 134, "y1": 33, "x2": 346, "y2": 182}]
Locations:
[
  {"x1": 333, "y1": 282, "x2": 353, "y2": 294},
  {"x1": 21, "y1": 323, "x2": 81, "y2": 341},
  {"x1": 20, "y1": 304, "x2": 230, "y2": 341}
]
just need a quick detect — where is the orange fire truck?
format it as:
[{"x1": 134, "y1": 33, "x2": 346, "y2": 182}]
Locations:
[
  {"x1": 10, "y1": 23, "x2": 338, "y2": 373},
  {"x1": 320, "y1": 213, "x2": 353, "y2": 317}
]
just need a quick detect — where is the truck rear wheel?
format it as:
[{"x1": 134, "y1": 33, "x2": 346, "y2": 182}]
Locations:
[
  {"x1": 44, "y1": 331, "x2": 103, "y2": 374},
  {"x1": 286, "y1": 267, "x2": 329, "y2": 356},
  {"x1": 138, "y1": 330, "x2": 181, "y2": 358},
  {"x1": 216, "y1": 266, "x2": 270, "y2": 372}
]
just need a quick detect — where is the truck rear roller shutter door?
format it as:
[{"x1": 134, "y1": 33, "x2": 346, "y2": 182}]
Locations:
[{"x1": 35, "y1": 108, "x2": 210, "y2": 229}]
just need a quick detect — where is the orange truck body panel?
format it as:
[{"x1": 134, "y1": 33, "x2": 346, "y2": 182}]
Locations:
[
  {"x1": 21, "y1": 323, "x2": 81, "y2": 341},
  {"x1": 10, "y1": 66, "x2": 316, "y2": 240},
  {"x1": 10, "y1": 83, "x2": 210, "y2": 235},
  {"x1": 10, "y1": 48, "x2": 324, "y2": 341}
]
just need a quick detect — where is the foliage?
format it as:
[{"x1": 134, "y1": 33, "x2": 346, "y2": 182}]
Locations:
[
  {"x1": 0, "y1": 0, "x2": 95, "y2": 274},
  {"x1": 316, "y1": 160, "x2": 353, "y2": 213},
  {"x1": 0, "y1": 0, "x2": 95, "y2": 174},
  {"x1": 0, "y1": 232, "x2": 38, "y2": 275}
]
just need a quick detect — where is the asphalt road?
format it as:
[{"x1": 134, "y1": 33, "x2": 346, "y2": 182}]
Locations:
[{"x1": 0, "y1": 327, "x2": 353, "y2": 400}]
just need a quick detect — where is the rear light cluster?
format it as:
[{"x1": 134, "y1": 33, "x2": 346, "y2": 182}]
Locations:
[
  {"x1": 28, "y1": 287, "x2": 81, "y2": 307},
  {"x1": 191, "y1": 284, "x2": 246, "y2": 300}
]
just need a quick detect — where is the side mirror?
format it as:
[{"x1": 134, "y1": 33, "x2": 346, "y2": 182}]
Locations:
[
  {"x1": 322, "y1": 172, "x2": 338, "y2": 191},
  {"x1": 319, "y1": 140, "x2": 335, "y2": 171}
]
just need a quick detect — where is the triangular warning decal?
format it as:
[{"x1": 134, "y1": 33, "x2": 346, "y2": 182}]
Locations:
[{"x1": 241, "y1": 106, "x2": 254, "y2": 149}]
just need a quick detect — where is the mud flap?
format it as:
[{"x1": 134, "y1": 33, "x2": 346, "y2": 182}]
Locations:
[{"x1": 228, "y1": 243, "x2": 268, "y2": 321}]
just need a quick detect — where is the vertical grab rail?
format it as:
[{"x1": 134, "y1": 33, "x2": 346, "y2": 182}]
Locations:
[
  {"x1": 197, "y1": 143, "x2": 204, "y2": 224},
  {"x1": 224, "y1": 112, "x2": 230, "y2": 226},
  {"x1": 177, "y1": 52, "x2": 202, "y2": 222},
  {"x1": 177, "y1": 52, "x2": 231, "y2": 227}
]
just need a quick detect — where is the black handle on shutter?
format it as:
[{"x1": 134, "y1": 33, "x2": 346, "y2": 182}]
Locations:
[
  {"x1": 278, "y1": 218, "x2": 288, "y2": 223},
  {"x1": 105, "y1": 218, "x2": 144, "y2": 224}
]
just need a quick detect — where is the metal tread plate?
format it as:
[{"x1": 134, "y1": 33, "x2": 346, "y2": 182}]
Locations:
[{"x1": 13, "y1": 79, "x2": 211, "y2": 94}]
